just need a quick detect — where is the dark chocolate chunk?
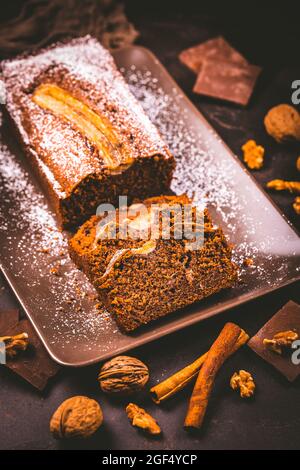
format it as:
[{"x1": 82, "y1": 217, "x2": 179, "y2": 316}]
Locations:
[
  {"x1": 2, "y1": 318, "x2": 60, "y2": 390},
  {"x1": 248, "y1": 301, "x2": 300, "y2": 382},
  {"x1": 179, "y1": 36, "x2": 248, "y2": 74},
  {"x1": 193, "y1": 58, "x2": 261, "y2": 106}
]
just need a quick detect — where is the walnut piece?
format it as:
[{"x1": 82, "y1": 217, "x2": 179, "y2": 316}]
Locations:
[
  {"x1": 50, "y1": 396, "x2": 103, "y2": 439},
  {"x1": 264, "y1": 104, "x2": 300, "y2": 143},
  {"x1": 297, "y1": 156, "x2": 300, "y2": 172},
  {"x1": 263, "y1": 330, "x2": 298, "y2": 355},
  {"x1": 98, "y1": 355, "x2": 149, "y2": 395},
  {"x1": 241, "y1": 140, "x2": 264, "y2": 170},
  {"x1": 126, "y1": 403, "x2": 161, "y2": 435},
  {"x1": 293, "y1": 197, "x2": 300, "y2": 215},
  {"x1": 266, "y1": 179, "x2": 300, "y2": 194},
  {"x1": 230, "y1": 370, "x2": 255, "y2": 398},
  {"x1": 0, "y1": 332, "x2": 29, "y2": 359}
]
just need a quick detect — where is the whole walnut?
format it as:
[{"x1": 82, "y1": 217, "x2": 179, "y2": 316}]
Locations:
[
  {"x1": 50, "y1": 396, "x2": 103, "y2": 439},
  {"x1": 264, "y1": 104, "x2": 300, "y2": 143},
  {"x1": 98, "y1": 355, "x2": 149, "y2": 395}
]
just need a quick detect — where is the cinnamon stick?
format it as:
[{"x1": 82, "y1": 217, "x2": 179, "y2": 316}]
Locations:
[
  {"x1": 184, "y1": 322, "x2": 241, "y2": 430},
  {"x1": 150, "y1": 330, "x2": 249, "y2": 405},
  {"x1": 150, "y1": 329, "x2": 249, "y2": 404}
]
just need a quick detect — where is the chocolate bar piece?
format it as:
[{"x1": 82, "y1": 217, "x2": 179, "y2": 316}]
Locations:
[
  {"x1": 0, "y1": 311, "x2": 60, "y2": 390},
  {"x1": 1, "y1": 36, "x2": 175, "y2": 228},
  {"x1": 248, "y1": 301, "x2": 300, "y2": 382},
  {"x1": 179, "y1": 36, "x2": 248, "y2": 74},
  {"x1": 193, "y1": 58, "x2": 261, "y2": 106}
]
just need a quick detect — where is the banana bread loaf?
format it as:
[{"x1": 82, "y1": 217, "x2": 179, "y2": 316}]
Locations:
[{"x1": 1, "y1": 36, "x2": 175, "y2": 228}]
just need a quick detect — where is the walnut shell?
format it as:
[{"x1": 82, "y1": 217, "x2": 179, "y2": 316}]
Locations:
[
  {"x1": 264, "y1": 104, "x2": 300, "y2": 143},
  {"x1": 50, "y1": 396, "x2": 103, "y2": 439},
  {"x1": 98, "y1": 355, "x2": 149, "y2": 395}
]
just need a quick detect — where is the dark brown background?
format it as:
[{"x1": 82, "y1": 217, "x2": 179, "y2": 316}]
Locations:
[{"x1": 0, "y1": 0, "x2": 300, "y2": 450}]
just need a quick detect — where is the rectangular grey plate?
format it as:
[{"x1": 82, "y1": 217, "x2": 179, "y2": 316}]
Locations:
[{"x1": 0, "y1": 46, "x2": 299, "y2": 367}]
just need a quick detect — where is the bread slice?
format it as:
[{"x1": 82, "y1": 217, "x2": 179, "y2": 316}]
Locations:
[{"x1": 69, "y1": 195, "x2": 237, "y2": 332}]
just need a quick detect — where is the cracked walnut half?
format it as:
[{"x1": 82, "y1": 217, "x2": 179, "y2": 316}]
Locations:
[
  {"x1": 263, "y1": 330, "x2": 298, "y2": 355},
  {"x1": 230, "y1": 370, "x2": 255, "y2": 398}
]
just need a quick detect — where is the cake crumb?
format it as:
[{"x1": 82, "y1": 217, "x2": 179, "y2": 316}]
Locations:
[{"x1": 50, "y1": 266, "x2": 60, "y2": 276}]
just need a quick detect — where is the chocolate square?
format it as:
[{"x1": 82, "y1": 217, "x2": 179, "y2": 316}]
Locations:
[
  {"x1": 179, "y1": 36, "x2": 248, "y2": 74},
  {"x1": 1, "y1": 316, "x2": 60, "y2": 390},
  {"x1": 193, "y1": 58, "x2": 261, "y2": 106},
  {"x1": 248, "y1": 301, "x2": 300, "y2": 382}
]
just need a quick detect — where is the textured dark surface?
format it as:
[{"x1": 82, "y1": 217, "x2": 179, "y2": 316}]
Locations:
[{"x1": 0, "y1": 0, "x2": 300, "y2": 450}]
